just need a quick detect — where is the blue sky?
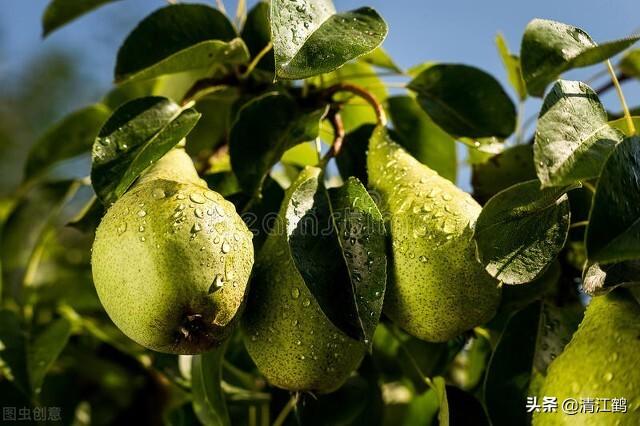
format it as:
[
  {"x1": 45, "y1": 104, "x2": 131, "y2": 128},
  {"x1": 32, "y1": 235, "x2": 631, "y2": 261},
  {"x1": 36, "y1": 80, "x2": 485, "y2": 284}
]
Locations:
[{"x1": 1, "y1": 0, "x2": 639, "y2": 187}]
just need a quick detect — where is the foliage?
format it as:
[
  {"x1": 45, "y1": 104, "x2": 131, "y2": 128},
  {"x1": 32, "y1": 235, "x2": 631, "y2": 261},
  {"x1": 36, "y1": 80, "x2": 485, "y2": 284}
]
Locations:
[{"x1": 2, "y1": 1, "x2": 640, "y2": 425}]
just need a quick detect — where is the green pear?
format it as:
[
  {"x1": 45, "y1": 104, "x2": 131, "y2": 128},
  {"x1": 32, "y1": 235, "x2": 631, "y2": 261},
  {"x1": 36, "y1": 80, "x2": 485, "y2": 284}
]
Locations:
[
  {"x1": 367, "y1": 126, "x2": 500, "y2": 341},
  {"x1": 92, "y1": 148, "x2": 254, "y2": 354},
  {"x1": 534, "y1": 290, "x2": 640, "y2": 425},
  {"x1": 242, "y1": 167, "x2": 365, "y2": 393}
]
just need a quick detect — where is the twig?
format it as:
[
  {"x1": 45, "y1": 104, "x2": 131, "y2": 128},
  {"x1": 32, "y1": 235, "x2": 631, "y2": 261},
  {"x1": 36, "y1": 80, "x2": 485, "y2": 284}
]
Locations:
[
  {"x1": 570, "y1": 220, "x2": 589, "y2": 229},
  {"x1": 324, "y1": 82, "x2": 387, "y2": 126},
  {"x1": 320, "y1": 109, "x2": 345, "y2": 167}
]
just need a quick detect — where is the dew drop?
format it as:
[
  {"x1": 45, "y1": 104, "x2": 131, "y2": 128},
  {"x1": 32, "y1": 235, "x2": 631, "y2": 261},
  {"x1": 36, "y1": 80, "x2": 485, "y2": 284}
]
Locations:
[
  {"x1": 209, "y1": 274, "x2": 224, "y2": 293},
  {"x1": 151, "y1": 188, "x2": 166, "y2": 199},
  {"x1": 302, "y1": 299, "x2": 311, "y2": 307},
  {"x1": 221, "y1": 241, "x2": 231, "y2": 253},
  {"x1": 138, "y1": 225, "x2": 145, "y2": 232},
  {"x1": 192, "y1": 223, "x2": 202, "y2": 233},
  {"x1": 291, "y1": 287, "x2": 300, "y2": 299},
  {"x1": 194, "y1": 208, "x2": 204, "y2": 219},
  {"x1": 137, "y1": 210, "x2": 147, "y2": 217},
  {"x1": 117, "y1": 223, "x2": 127, "y2": 235},
  {"x1": 190, "y1": 193, "x2": 205, "y2": 204}
]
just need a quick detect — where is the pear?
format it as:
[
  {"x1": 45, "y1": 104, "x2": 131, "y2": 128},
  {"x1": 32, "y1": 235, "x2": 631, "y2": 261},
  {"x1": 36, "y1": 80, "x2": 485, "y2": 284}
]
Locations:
[
  {"x1": 242, "y1": 167, "x2": 365, "y2": 393},
  {"x1": 367, "y1": 126, "x2": 500, "y2": 341},
  {"x1": 92, "y1": 148, "x2": 254, "y2": 354},
  {"x1": 533, "y1": 290, "x2": 640, "y2": 425}
]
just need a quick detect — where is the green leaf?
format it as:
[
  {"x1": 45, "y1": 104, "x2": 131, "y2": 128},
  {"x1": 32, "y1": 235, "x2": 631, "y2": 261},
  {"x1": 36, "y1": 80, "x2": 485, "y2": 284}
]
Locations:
[
  {"x1": 619, "y1": 48, "x2": 640, "y2": 78},
  {"x1": 521, "y1": 19, "x2": 640, "y2": 97},
  {"x1": 0, "y1": 310, "x2": 29, "y2": 395},
  {"x1": 281, "y1": 142, "x2": 319, "y2": 167},
  {"x1": 42, "y1": 0, "x2": 121, "y2": 37},
  {"x1": 192, "y1": 342, "x2": 231, "y2": 426},
  {"x1": 388, "y1": 96, "x2": 457, "y2": 182},
  {"x1": 287, "y1": 168, "x2": 387, "y2": 343},
  {"x1": 28, "y1": 317, "x2": 72, "y2": 395},
  {"x1": 535, "y1": 80, "x2": 623, "y2": 187},
  {"x1": 271, "y1": 0, "x2": 388, "y2": 79},
  {"x1": 484, "y1": 302, "x2": 580, "y2": 426},
  {"x1": 495, "y1": 33, "x2": 527, "y2": 101},
  {"x1": 408, "y1": 64, "x2": 516, "y2": 138},
  {"x1": 91, "y1": 97, "x2": 201, "y2": 205},
  {"x1": 474, "y1": 180, "x2": 575, "y2": 284},
  {"x1": 586, "y1": 136, "x2": 640, "y2": 263},
  {"x1": 358, "y1": 47, "x2": 402, "y2": 73},
  {"x1": 1, "y1": 182, "x2": 75, "y2": 298},
  {"x1": 583, "y1": 260, "x2": 640, "y2": 296},
  {"x1": 499, "y1": 261, "x2": 561, "y2": 314},
  {"x1": 229, "y1": 92, "x2": 324, "y2": 198},
  {"x1": 472, "y1": 145, "x2": 536, "y2": 204},
  {"x1": 25, "y1": 104, "x2": 111, "y2": 181},
  {"x1": 115, "y1": 4, "x2": 240, "y2": 82}
]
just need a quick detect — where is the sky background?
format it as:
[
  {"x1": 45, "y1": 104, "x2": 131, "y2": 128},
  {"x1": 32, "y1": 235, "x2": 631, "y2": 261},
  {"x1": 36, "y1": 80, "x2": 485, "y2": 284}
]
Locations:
[{"x1": 1, "y1": 0, "x2": 639, "y2": 188}]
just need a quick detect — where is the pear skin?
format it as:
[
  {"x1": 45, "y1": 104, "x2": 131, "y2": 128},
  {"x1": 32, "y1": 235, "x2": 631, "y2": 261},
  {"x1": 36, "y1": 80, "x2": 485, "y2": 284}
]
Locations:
[
  {"x1": 92, "y1": 149, "x2": 254, "y2": 354},
  {"x1": 368, "y1": 126, "x2": 500, "y2": 341},
  {"x1": 534, "y1": 290, "x2": 640, "y2": 425}
]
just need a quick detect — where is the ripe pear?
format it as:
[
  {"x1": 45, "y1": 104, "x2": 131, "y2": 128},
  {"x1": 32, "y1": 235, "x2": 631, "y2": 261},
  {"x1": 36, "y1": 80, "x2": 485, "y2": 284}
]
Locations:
[
  {"x1": 533, "y1": 290, "x2": 640, "y2": 425},
  {"x1": 242, "y1": 167, "x2": 365, "y2": 393},
  {"x1": 367, "y1": 126, "x2": 500, "y2": 341},
  {"x1": 92, "y1": 148, "x2": 254, "y2": 354}
]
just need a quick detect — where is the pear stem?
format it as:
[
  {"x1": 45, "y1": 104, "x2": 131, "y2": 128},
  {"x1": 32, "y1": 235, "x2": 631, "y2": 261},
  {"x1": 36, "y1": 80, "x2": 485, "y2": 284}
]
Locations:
[
  {"x1": 272, "y1": 393, "x2": 298, "y2": 426},
  {"x1": 325, "y1": 82, "x2": 387, "y2": 126},
  {"x1": 319, "y1": 109, "x2": 345, "y2": 168},
  {"x1": 606, "y1": 59, "x2": 635, "y2": 136}
]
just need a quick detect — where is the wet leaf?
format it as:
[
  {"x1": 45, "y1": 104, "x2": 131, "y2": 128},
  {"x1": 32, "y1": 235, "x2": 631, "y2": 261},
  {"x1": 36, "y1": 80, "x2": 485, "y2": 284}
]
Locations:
[
  {"x1": 586, "y1": 136, "x2": 640, "y2": 263},
  {"x1": 475, "y1": 180, "x2": 575, "y2": 284},
  {"x1": 287, "y1": 168, "x2": 386, "y2": 343},
  {"x1": 496, "y1": 33, "x2": 527, "y2": 101},
  {"x1": 521, "y1": 19, "x2": 639, "y2": 96},
  {"x1": 534, "y1": 80, "x2": 622, "y2": 187},
  {"x1": 91, "y1": 97, "x2": 201, "y2": 205},
  {"x1": 408, "y1": 64, "x2": 516, "y2": 138},
  {"x1": 271, "y1": 0, "x2": 388, "y2": 79}
]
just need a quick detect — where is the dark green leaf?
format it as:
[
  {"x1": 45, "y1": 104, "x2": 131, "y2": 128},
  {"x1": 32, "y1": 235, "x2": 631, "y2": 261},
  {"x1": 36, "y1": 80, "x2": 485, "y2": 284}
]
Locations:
[
  {"x1": 583, "y1": 260, "x2": 640, "y2": 296},
  {"x1": 229, "y1": 92, "x2": 324, "y2": 198},
  {"x1": 359, "y1": 47, "x2": 402, "y2": 73},
  {"x1": 402, "y1": 388, "x2": 439, "y2": 426},
  {"x1": 271, "y1": 0, "x2": 388, "y2": 79},
  {"x1": 42, "y1": 0, "x2": 121, "y2": 36},
  {"x1": 91, "y1": 97, "x2": 201, "y2": 205},
  {"x1": 484, "y1": 302, "x2": 579, "y2": 426},
  {"x1": 499, "y1": 261, "x2": 561, "y2": 314},
  {"x1": 388, "y1": 96, "x2": 457, "y2": 182},
  {"x1": 619, "y1": 49, "x2": 640, "y2": 78},
  {"x1": 25, "y1": 104, "x2": 111, "y2": 181},
  {"x1": 472, "y1": 145, "x2": 536, "y2": 204},
  {"x1": 521, "y1": 19, "x2": 640, "y2": 97},
  {"x1": 240, "y1": 2, "x2": 274, "y2": 74},
  {"x1": 475, "y1": 180, "x2": 575, "y2": 284},
  {"x1": 287, "y1": 168, "x2": 386, "y2": 342},
  {"x1": 192, "y1": 342, "x2": 231, "y2": 426},
  {"x1": 408, "y1": 64, "x2": 516, "y2": 138},
  {"x1": 28, "y1": 318, "x2": 72, "y2": 395},
  {"x1": 535, "y1": 80, "x2": 622, "y2": 187},
  {"x1": 335, "y1": 124, "x2": 375, "y2": 185},
  {"x1": 0, "y1": 310, "x2": 29, "y2": 395},
  {"x1": 496, "y1": 33, "x2": 527, "y2": 101},
  {"x1": 115, "y1": 4, "x2": 240, "y2": 82},
  {"x1": 586, "y1": 136, "x2": 640, "y2": 263}
]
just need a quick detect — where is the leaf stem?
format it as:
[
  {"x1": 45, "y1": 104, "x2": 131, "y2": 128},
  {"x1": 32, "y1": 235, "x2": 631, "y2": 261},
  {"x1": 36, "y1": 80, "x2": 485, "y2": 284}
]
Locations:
[
  {"x1": 240, "y1": 42, "x2": 273, "y2": 80},
  {"x1": 386, "y1": 325, "x2": 432, "y2": 387},
  {"x1": 324, "y1": 83, "x2": 387, "y2": 126},
  {"x1": 319, "y1": 110, "x2": 345, "y2": 168},
  {"x1": 272, "y1": 393, "x2": 298, "y2": 426},
  {"x1": 582, "y1": 181, "x2": 596, "y2": 194},
  {"x1": 606, "y1": 60, "x2": 635, "y2": 136}
]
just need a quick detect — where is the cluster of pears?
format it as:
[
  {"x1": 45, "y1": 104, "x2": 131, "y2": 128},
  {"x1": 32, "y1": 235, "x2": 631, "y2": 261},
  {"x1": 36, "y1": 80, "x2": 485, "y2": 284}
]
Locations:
[
  {"x1": 92, "y1": 124, "x2": 502, "y2": 391},
  {"x1": 534, "y1": 289, "x2": 640, "y2": 425},
  {"x1": 92, "y1": 147, "x2": 254, "y2": 354}
]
